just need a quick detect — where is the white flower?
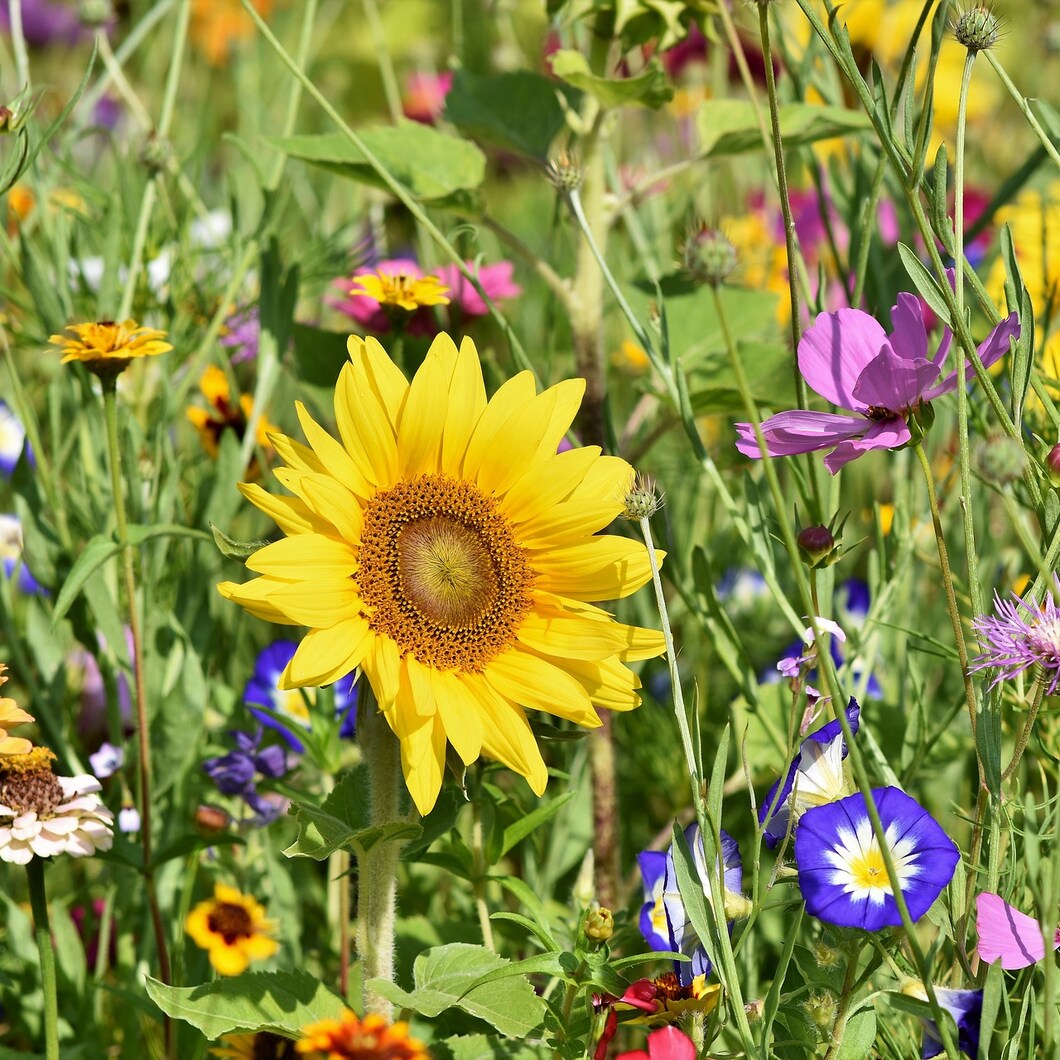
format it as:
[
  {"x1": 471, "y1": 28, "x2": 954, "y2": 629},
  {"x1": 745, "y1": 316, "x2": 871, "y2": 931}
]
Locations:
[
  {"x1": 118, "y1": 806, "x2": 140, "y2": 833},
  {"x1": 88, "y1": 741, "x2": 124, "y2": 778},
  {"x1": 0, "y1": 760, "x2": 114, "y2": 864}
]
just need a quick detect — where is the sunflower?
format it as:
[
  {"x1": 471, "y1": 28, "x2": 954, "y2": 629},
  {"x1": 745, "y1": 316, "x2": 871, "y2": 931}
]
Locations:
[
  {"x1": 185, "y1": 883, "x2": 278, "y2": 976},
  {"x1": 212, "y1": 1031, "x2": 299, "y2": 1059},
  {"x1": 296, "y1": 1011, "x2": 429, "y2": 1059},
  {"x1": 219, "y1": 333, "x2": 665, "y2": 814},
  {"x1": 50, "y1": 319, "x2": 172, "y2": 377}
]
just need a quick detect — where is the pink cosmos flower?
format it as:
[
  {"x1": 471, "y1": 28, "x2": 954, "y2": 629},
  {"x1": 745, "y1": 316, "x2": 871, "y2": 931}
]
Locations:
[{"x1": 735, "y1": 295, "x2": 1019, "y2": 473}]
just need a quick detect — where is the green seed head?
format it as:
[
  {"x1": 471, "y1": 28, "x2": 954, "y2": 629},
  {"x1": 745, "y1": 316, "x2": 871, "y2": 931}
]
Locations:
[
  {"x1": 953, "y1": 4, "x2": 1002, "y2": 51},
  {"x1": 682, "y1": 223, "x2": 738, "y2": 287}
]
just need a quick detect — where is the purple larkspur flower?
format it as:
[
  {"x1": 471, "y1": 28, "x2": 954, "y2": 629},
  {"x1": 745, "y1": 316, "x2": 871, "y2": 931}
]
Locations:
[
  {"x1": 969, "y1": 576, "x2": 1060, "y2": 696},
  {"x1": 919, "y1": 985, "x2": 982, "y2": 1059},
  {"x1": 795, "y1": 787, "x2": 959, "y2": 931},
  {"x1": 759, "y1": 699, "x2": 860, "y2": 848},
  {"x1": 219, "y1": 305, "x2": 261, "y2": 363},
  {"x1": 244, "y1": 640, "x2": 357, "y2": 751},
  {"x1": 661, "y1": 823, "x2": 742, "y2": 986},
  {"x1": 203, "y1": 729, "x2": 290, "y2": 827},
  {"x1": 735, "y1": 296, "x2": 1019, "y2": 473}
]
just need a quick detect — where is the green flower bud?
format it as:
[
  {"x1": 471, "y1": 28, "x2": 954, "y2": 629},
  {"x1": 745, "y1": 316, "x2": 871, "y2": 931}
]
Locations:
[
  {"x1": 953, "y1": 4, "x2": 1002, "y2": 51},
  {"x1": 584, "y1": 907, "x2": 614, "y2": 942}
]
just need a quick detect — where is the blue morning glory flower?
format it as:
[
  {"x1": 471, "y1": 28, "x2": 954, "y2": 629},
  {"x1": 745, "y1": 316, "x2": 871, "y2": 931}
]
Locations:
[
  {"x1": 244, "y1": 640, "x2": 358, "y2": 750},
  {"x1": 661, "y1": 823, "x2": 743, "y2": 986},
  {"x1": 759, "y1": 699, "x2": 860, "y2": 848},
  {"x1": 795, "y1": 787, "x2": 959, "y2": 931},
  {"x1": 918, "y1": 985, "x2": 982, "y2": 1058},
  {"x1": 0, "y1": 514, "x2": 44, "y2": 595},
  {"x1": 636, "y1": 849, "x2": 671, "y2": 953},
  {"x1": 0, "y1": 400, "x2": 31, "y2": 476}
]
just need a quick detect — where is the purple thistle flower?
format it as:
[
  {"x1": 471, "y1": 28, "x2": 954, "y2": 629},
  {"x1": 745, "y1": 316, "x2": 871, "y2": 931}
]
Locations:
[
  {"x1": 735, "y1": 296, "x2": 1019, "y2": 473},
  {"x1": 244, "y1": 640, "x2": 357, "y2": 751},
  {"x1": 795, "y1": 787, "x2": 959, "y2": 931},
  {"x1": 969, "y1": 576, "x2": 1060, "y2": 696}
]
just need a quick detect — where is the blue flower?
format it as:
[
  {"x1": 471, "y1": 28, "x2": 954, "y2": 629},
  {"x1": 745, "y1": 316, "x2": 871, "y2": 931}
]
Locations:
[
  {"x1": 717, "y1": 567, "x2": 767, "y2": 608},
  {"x1": 244, "y1": 640, "x2": 357, "y2": 751},
  {"x1": 203, "y1": 729, "x2": 290, "y2": 827},
  {"x1": 795, "y1": 787, "x2": 959, "y2": 931},
  {"x1": 0, "y1": 400, "x2": 31, "y2": 476},
  {"x1": 661, "y1": 823, "x2": 742, "y2": 986},
  {"x1": 636, "y1": 849, "x2": 671, "y2": 952},
  {"x1": 918, "y1": 985, "x2": 982, "y2": 1059},
  {"x1": 0, "y1": 514, "x2": 44, "y2": 595},
  {"x1": 759, "y1": 699, "x2": 860, "y2": 848}
]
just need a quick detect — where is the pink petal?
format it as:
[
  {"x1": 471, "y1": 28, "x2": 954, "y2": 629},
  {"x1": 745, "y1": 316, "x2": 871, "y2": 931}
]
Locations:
[
  {"x1": 976, "y1": 892, "x2": 1048, "y2": 969},
  {"x1": 850, "y1": 344, "x2": 940, "y2": 411},
  {"x1": 922, "y1": 313, "x2": 1020, "y2": 401},
  {"x1": 823, "y1": 416, "x2": 910, "y2": 474},
  {"x1": 887, "y1": 292, "x2": 929, "y2": 361},
  {"x1": 797, "y1": 309, "x2": 888, "y2": 410},
  {"x1": 647, "y1": 1026, "x2": 697, "y2": 1060},
  {"x1": 735, "y1": 410, "x2": 867, "y2": 459},
  {"x1": 436, "y1": 261, "x2": 521, "y2": 317}
]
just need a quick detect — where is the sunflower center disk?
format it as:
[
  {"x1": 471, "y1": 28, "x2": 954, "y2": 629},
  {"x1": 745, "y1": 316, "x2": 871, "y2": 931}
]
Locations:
[{"x1": 358, "y1": 474, "x2": 535, "y2": 672}]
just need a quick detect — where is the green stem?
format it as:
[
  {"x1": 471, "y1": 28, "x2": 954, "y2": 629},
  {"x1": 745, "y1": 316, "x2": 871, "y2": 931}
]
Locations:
[
  {"x1": 822, "y1": 949, "x2": 859, "y2": 1060},
  {"x1": 266, "y1": 0, "x2": 318, "y2": 189},
  {"x1": 984, "y1": 51, "x2": 1060, "y2": 172},
  {"x1": 8, "y1": 0, "x2": 30, "y2": 92},
  {"x1": 470, "y1": 798, "x2": 496, "y2": 951},
  {"x1": 101, "y1": 384, "x2": 172, "y2": 1006},
  {"x1": 357, "y1": 691, "x2": 402, "y2": 1018},
  {"x1": 1001, "y1": 671, "x2": 1046, "y2": 782},
  {"x1": 26, "y1": 858, "x2": 58, "y2": 1060}
]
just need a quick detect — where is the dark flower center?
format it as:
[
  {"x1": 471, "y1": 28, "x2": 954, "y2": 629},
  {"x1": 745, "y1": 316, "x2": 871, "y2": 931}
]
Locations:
[
  {"x1": 207, "y1": 901, "x2": 254, "y2": 944},
  {"x1": 0, "y1": 768, "x2": 63, "y2": 816}
]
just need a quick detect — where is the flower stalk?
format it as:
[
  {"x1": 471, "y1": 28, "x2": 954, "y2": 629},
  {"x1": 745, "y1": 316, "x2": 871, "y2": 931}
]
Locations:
[{"x1": 26, "y1": 857, "x2": 58, "y2": 1060}]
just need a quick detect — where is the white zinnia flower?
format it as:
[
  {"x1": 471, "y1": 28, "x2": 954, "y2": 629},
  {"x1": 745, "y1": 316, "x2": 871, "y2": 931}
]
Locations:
[{"x1": 0, "y1": 748, "x2": 114, "y2": 864}]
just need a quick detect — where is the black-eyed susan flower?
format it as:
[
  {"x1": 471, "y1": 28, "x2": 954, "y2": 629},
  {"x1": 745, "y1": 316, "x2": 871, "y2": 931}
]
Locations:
[
  {"x1": 49, "y1": 319, "x2": 172, "y2": 378},
  {"x1": 296, "y1": 1011, "x2": 429, "y2": 1059},
  {"x1": 187, "y1": 365, "x2": 276, "y2": 460},
  {"x1": 185, "y1": 883, "x2": 278, "y2": 975},
  {"x1": 0, "y1": 664, "x2": 34, "y2": 757},
  {"x1": 212, "y1": 1031, "x2": 299, "y2": 1059},
  {"x1": 0, "y1": 746, "x2": 114, "y2": 863},
  {"x1": 218, "y1": 333, "x2": 666, "y2": 814}
]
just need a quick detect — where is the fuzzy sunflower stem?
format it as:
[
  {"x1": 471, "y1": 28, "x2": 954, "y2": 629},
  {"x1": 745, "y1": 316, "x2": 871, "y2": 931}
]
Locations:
[
  {"x1": 101, "y1": 383, "x2": 172, "y2": 1016},
  {"x1": 357, "y1": 692, "x2": 402, "y2": 1018},
  {"x1": 26, "y1": 858, "x2": 58, "y2": 1060}
]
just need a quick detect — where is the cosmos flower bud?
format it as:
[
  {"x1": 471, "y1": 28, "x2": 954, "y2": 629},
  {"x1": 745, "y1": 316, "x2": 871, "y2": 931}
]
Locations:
[
  {"x1": 1045, "y1": 443, "x2": 1060, "y2": 486},
  {"x1": 953, "y1": 4, "x2": 1002, "y2": 52},
  {"x1": 584, "y1": 907, "x2": 614, "y2": 942},
  {"x1": 797, "y1": 525, "x2": 837, "y2": 567},
  {"x1": 682, "y1": 224, "x2": 738, "y2": 287}
]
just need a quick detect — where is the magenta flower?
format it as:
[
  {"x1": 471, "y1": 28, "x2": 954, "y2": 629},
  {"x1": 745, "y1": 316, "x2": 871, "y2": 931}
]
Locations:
[
  {"x1": 436, "y1": 260, "x2": 521, "y2": 319},
  {"x1": 735, "y1": 295, "x2": 1019, "y2": 473}
]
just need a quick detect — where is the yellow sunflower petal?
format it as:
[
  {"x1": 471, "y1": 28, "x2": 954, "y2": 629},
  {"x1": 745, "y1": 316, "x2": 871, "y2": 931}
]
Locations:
[
  {"x1": 381, "y1": 702, "x2": 445, "y2": 816},
  {"x1": 460, "y1": 371, "x2": 537, "y2": 480},
  {"x1": 485, "y1": 651, "x2": 601, "y2": 728},
  {"x1": 263, "y1": 580, "x2": 364, "y2": 628},
  {"x1": 246, "y1": 534, "x2": 356, "y2": 577},
  {"x1": 516, "y1": 612, "x2": 626, "y2": 661},
  {"x1": 367, "y1": 635, "x2": 402, "y2": 711},
  {"x1": 558, "y1": 654, "x2": 643, "y2": 712},
  {"x1": 473, "y1": 387, "x2": 561, "y2": 497},
  {"x1": 237, "y1": 481, "x2": 321, "y2": 536},
  {"x1": 464, "y1": 675, "x2": 548, "y2": 794},
  {"x1": 294, "y1": 473, "x2": 365, "y2": 544},
  {"x1": 295, "y1": 401, "x2": 372, "y2": 497},
  {"x1": 399, "y1": 654, "x2": 437, "y2": 718},
  {"x1": 517, "y1": 500, "x2": 624, "y2": 548},
  {"x1": 429, "y1": 668, "x2": 483, "y2": 765},
  {"x1": 280, "y1": 617, "x2": 372, "y2": 687},
  {"x1": 396, "y1": 350, "x2": 447, "y2": 477},
  {"x1": 270, "y1": 432, "x2": 326, "y2": 474},
  {"x1": 218, "y1": 578, "x2": 299, "y2": 625},
  {"x1": 440, "y1": 336, "x2": 488, "y2": 476},
  {"x1": 501, "y1": 446, "x2": 600, "y2": 524},
  {"x1": 336, "y1": 360, "x2": 399, "y2": 487},
  {"x1": 354, "y1": 335, "x2": 410, "y2": 428},
  {"x1": 569, "y1": 454, "x2": 635, "y2": 505},
  {"x1": 533, "y1": 537, "x2": 661, "y2": 600}
]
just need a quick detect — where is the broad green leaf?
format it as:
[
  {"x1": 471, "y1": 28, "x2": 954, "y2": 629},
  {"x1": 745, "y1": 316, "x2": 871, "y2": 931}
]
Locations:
[
  {"x1": 52, "y1": 534, "x2": 120, "y2": 624},
  {"x1": 269, "y1": 123, "x2": 486, "y2": 206},
  {"x1": 696, "y1": 99, "x2": 871, "y2": 157},
  {"x1": 436, "y1": 1034, "x2": 552, "y2": 1060},
  {"x1": 549, "y1": 51, "x2": 673, "y2": 110},
  {"x1": 291, "y1": 324, "x2": 352, "y2": 388},
  {"x1": 210, "y1": 522, "x2": 271, "y2": 561},
  {"x1": 146, "y1": 970, "x2": 346, "y2": 1039},
  {"x1": 835, "y1": 1006, "x2": 877, "y2": 1059},
  {"x1": 444, "y1": 69, "x2": 576, "y2": 158},
  {"x1": 366, "y1": 943, "x2": 547, "y2": 1037},
  {"x1": 499, "y1": 791, "x2": 575, "y2": 857}
]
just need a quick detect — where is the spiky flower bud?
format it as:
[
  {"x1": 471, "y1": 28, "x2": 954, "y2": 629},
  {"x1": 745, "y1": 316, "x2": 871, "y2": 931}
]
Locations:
[
  {"x1": 138, "y1": 133, "x2": 172, "y2": 175},
  {"x1": 623, "y1": 473, "x2": 662, "y2": 521},
  {"x1": 584, "y1": 907, "x2": 614, "y2": 942},
  {"x1": 79, "y1": 0, "x2": 113, "y2": 27},
  {"x1": 804, "y1": 992, "x2": 838, "y2": 1030},
  {"x1": 682, "y1": 224, "x2": 738, "y2": 287},
  {"x1": 812, "y1": 940, "x2": 843, "y2": 968},
  {"x1": 546, "y1": 150, "x2": 583, "y2": 191},
  {"x1": 953, "y1": 4, "x2": 1001, "y2": 52},
  {"x1": 976, "y1": 434, "x2": 1026, "y2": 485}
]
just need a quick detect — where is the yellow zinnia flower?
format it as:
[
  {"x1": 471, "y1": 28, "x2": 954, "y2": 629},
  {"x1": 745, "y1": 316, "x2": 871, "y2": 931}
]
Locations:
[
  {"x1": 219, "y1": 334, "x2": 666, "y2": 814},
  {"x1": 296, "y1": 1011, "x2": 429, "y2": 1059},
  {"x1": 0, "y1": 664, "x2": 34, "y2": 757},
  {"x1": 350, "y1": 270, "x2": 450, "y2": 313},
  {"x1": 212, "y1": 1031, "x2": 299, "y2": 1058},
  {"x1": 50, "y1": 319, "x2": 172, "y2": 376},
  {"x1": 185, "y1": 883, "x2": 278, "y2": 976}
]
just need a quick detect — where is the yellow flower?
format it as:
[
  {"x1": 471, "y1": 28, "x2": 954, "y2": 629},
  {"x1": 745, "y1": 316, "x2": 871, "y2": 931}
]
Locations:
[
  {"x1": 0, "y1": 664, "x2": 34, "y2": 757},
  {"x1": 190, "y1": 0, "x2": 273, "y2": 66},
  {"x1": 611, "y1": 339, "x2": 651, "y2": 374},
  {"x1": 187, "y1": 365, "x2": 276, "y2": 460},
  {"x1": 219, "y1": 334, "x2": 666, "y2": 815},
  {"x1": 350, "y1": 270, "x2": 450, "y2": 313},
  {"x1": 212, "y1": 1031, "x2": 299, "y2": 1058},
  {"x1": 185, "y1": 883, "x2": 278, "y2": 976},
  {"x1": 296, "y1": 1011, "x2": 429, "y2": 1059},
  {"x1": 50, "y1": 319, "x2": 172, "y2": 376}
]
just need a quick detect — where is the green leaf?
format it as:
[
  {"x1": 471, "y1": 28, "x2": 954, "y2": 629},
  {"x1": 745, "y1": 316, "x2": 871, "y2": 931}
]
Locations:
[
  {"x1": 444, "y1": 69, "x2": 576, "y2": 158},
  {"x1": 210, "y1": 522, "x2": 271, "y2": 560},
  {"x1": 897, "y1": 244, "x2": 949, "y2": 323},
  {"x1": 366, "y1": 943, "x2": 547, "y2": 1037},
  {"x1": 51, "y1": 533, "x2": 120, "y2": 624},
  {"x1": 696, "y1": 99, "x2": 871, "y2": 157},
  {"x1": 291, "y1": 324, "x2": 353, "y2": 388},
  {"x1": 499, "y1": 791, "x2": 576, "y2": 857},
  {"x1": 549, "y1": 51, "x2": 673, "y2": 110},
  {"x1": 146, "y1": 970, "x2": 347, "y2": 1039},
  {"x1": 435, "y1": 1034, "x2": 552, "y2": 1060},
  {"x1": 269, "y1": 122, "x2": 486, "y2": 206},
  {"x1": 834, "y1": 1006, "x2": 877, "y2": 1059}
]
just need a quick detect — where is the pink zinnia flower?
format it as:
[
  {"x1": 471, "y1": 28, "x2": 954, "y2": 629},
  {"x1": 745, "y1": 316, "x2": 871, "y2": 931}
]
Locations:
[
  {"x1": 435, "y1": 260, "x2": 521, "y2": 319},
  {"x1": 735, "y1": 295, "x2": 1019, "y2": 473},
  {"x1": 402, "y1": 71, "x2": 453, "y2": 124}
]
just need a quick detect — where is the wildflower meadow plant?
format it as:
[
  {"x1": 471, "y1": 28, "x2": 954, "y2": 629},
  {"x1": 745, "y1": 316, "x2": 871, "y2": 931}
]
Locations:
[{"x1": 3, "y1": 2, "x2": 1060, "y2": 1058}]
